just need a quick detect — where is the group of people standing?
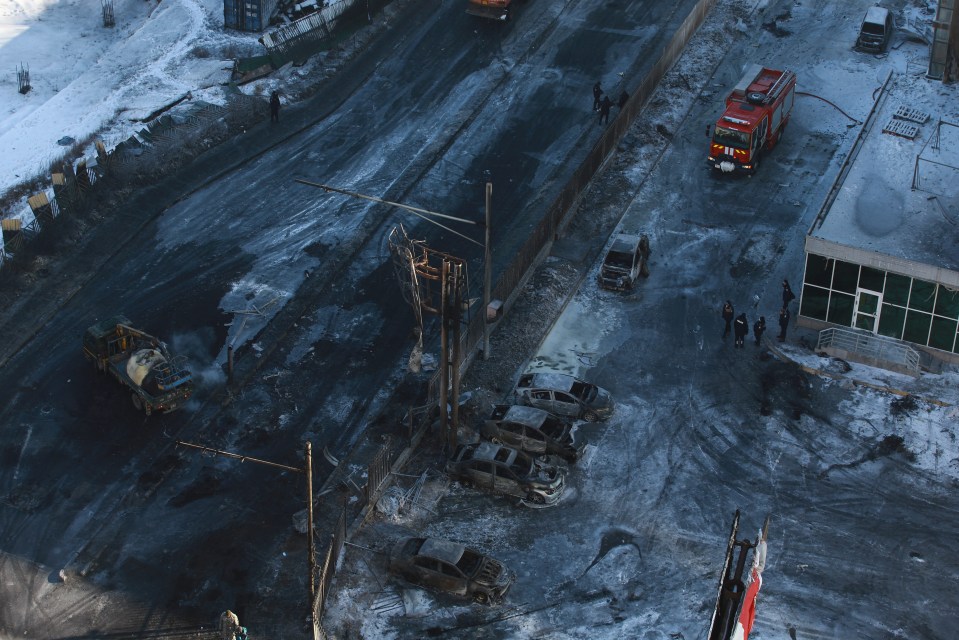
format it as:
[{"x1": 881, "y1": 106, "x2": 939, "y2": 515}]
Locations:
[
  {"x1": 592, "y1": 81, "x2": 629, "y2": 126},
  {"x1": 722, "y1": 280, "x2": 796, "y2": 349}
]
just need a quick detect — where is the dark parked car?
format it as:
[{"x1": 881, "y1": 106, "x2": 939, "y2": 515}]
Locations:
[
  {"x1": 599, "y1": 233, "x2": 649, "y2": 291},
  {"x1": 481, "y1": 404, "x2": 584, "y2": 463},
  {"x1": 388, "y1": 537, "x2": 515, "y2": 604},
  {"x1": 514, "y1": 372, "x2": 614, "y2": 422},
  {"x1": 856, "y1": 6, "x2": 892, "y2": 53},
  {"x1": 447, "y1": 441, "x2": 566, "y2": 505}
]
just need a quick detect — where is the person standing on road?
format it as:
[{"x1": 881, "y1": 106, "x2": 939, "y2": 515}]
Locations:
[
  {"x1": 753, "y1": 316, "x2": 766, "y2": 346},
  {"x1": 218, "y1": 610, "x2": 241, "y2": 640},
  {"x1": 782, "y1": 279, "x2": 796, "y2": 309},
  {"x1": 270, "y1": 90, "x2": 281, "y2": 123},
  {"x1": 734, "y1": 313, "x2": 748, "y2": 348},
  {"x1": 722, "y1": 300, "x2": 734, "y2": 339},
  {"x1": 618, "y1": 89, "x2": 629, "y2": 110},
  {"x1": 593, "y1": 81, "x2": 602, "y2": 111},
  {"x1": 778, "y1": 306, "x2": 791, "y2": 342},
  {"x1": 599, "y1": 95, "x2": 612, "y2": 125}
]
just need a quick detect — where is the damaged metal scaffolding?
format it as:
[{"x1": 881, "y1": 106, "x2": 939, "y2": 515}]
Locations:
[{"x1": 296, "y1": 179, "x2": 489, "y2": 452}]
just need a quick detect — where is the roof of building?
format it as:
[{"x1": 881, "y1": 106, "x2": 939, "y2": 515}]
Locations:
[{"x1": 809, "y1": 71, "x2": 959, "y2": 282}]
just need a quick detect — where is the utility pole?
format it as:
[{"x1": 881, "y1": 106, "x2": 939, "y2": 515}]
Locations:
[
  {"x1": 296, "y1": 179, "x2": 488, "y2": 448},
  {"x1": 305, "y1": 441, "x2": 315, "y2": 608},
  {"x1": 438, "y1": 259, "x2": 449, "y2": 447},
  {"x1": 448, "y1": 261, "x2": 463, "y2": 451},
  {"x1": 483, "y1": 181, "x2": 492, "y2": 360},
  {"x1": 175, "y1": 439, "x2": 316, "y2": 637}
]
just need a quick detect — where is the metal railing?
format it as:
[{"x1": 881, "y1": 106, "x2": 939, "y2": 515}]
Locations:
[
  {"x1": 365, "y1": 440, "x2": 394, "y2": 505},
  {"x1": 312, "y1": 506, "x2": 347, "y2": 640},
  {"x1": 816, "y1": 327, "x2": 920, "y2": 374}
]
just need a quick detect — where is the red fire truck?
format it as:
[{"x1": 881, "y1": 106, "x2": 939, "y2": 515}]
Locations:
[
  {"x1": 467, "y1": 0, "x2": 512, "y2": 21},
  {"x1": 707, "y1": 64, "x2": 796, "y2": 175}
]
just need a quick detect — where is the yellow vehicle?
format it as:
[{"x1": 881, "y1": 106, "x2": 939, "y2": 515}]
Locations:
[{"x1": 82, "y1": 315, "x2": 193, "y2": 415}]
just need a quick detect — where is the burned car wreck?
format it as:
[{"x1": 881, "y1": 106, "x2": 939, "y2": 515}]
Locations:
[
  {"x1": 514, "y1": 372, "x2": 614, "y2": 422},
  {"x1": 447, "y1": 441, "x2": 567, "y2": 506},
  {"x1": 481, "y1": 404, "x2": 584, "y2": 463},
  {"x1": 388, "y1": 537, "x2": 515, "y2": 604},
  {"x1": 599, "y1": 232, "x2": 649, "y2": 291}
]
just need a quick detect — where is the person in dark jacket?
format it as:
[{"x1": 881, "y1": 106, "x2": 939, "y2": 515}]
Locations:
[
  {"x1": 778, "y1": 306, "x2": 791, "y2": 341},
  {"x1": 599, "y1": 95, "x2": 613, "y2": 125},
  {"x1": 733, "y1": 313, "x2": 749, "y2": 348},
  {"x1": 753, "y1": 316, "x2": 766, "y2": 346},
  {"x1": 722, "y1": 300, "x2": 734, "y2": 338},
  {"x1": 270, "y1": 90, "x2": 280, "y2": 123},
  {"x1": 593, "y1": 82, "x2": 602, "y2": 111},
  {"x1": 782, "y1": 279, "x2": 796, "y2": 308},
  {"x1": 618, "y1": 89, "x2": 629, "y2": 109}
]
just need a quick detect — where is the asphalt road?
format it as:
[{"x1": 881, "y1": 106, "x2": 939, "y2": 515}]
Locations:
[{"x1": 0, "y1": 0, "x2": 703, "y2": 637}]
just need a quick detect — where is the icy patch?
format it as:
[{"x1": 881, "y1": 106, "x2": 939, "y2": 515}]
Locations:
[{"x1": 528, "y1": 290, "x2": 623, "y2": 376}]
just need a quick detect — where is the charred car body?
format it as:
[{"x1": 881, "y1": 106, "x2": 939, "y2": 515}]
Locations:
[
  {"x1": 447, "y1": 441, "x2": 566, "y2": 505},
  {"x1": 482, "y1": 404, "x2": 584, "y2": 463},
  {"x1": 855, "y1": 6, "x2": 893, "y2": 53},
  {"x1": 389, "y1": 537, "x2": 515, "y2": 604},
  {"x1": 599, "y1": 233, "x2": 649, "y2": 291},
  {"x1": 514, "y1": 372, "x2": 614, "y2": 422}
]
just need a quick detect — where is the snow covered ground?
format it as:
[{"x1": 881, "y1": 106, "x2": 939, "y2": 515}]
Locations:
[{"x1": 0, "y1": 0, "x2": 241, "y2": 200}]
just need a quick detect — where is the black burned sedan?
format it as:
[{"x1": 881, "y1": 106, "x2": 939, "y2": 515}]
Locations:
[
  {"x1": 388, "y1": 537, "x2": 515, "y2": 604},
  {"x1": 481, "y1": 404, "x2": 584, "y2": 463},
  {"x1": 514, "y1": 372, "x2": 614, "y2": 422},
  {"x1": 447, "y1": 441, "x2": 566, "y2": 505}
]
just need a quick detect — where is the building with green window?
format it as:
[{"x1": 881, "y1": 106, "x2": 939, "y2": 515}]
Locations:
[{"x1": 798, "y1": 74, "x2": 959, "y2": 366}]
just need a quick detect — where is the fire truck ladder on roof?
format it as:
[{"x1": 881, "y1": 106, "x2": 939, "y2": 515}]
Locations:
[{"x1": 763, "y1": 69, "x2": 794, "y2": 104}]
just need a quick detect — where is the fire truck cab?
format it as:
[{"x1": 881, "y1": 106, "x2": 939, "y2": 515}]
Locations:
[
  {"x1": 708, "y1": 64, "x2": 796, "y2": 175},
  {"x1": 467, "y1": 0, "x2": 512, "y2": 21}
]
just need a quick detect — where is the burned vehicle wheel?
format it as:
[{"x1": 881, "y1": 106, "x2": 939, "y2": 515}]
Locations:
[
  {"x1": 527, "y1": 491, "x2": 546, "y2": 505},
  {"x1": 584, "y1": 410, "x2": 599, "y2": 422},
  {"x1": 473, "y1": 591, "x2": 490, "y2": 605}
]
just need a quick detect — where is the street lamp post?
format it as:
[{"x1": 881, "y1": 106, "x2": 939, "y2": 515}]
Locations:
[{"x1": 175, "y1": 439, "x2": 316, "y2": 637}]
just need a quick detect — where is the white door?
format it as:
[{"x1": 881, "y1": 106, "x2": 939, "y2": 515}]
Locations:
[{"x1": 853, "y1": 289, "x2": 882, "y2": 332}]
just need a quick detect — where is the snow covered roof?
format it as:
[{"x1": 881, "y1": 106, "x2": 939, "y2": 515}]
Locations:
[{"x1": 808, "y1": 71, "x2": 959, "y2": 287}]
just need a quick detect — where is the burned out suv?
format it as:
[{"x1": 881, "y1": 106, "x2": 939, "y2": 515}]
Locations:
[
  {"x1": 856, "y1": 6, "x2": 893, "y2": 53},
  {"x1": 481, "y1": 404, "x2": 584, "y2": 463},
  {"x1": 599, "y1": 233, "x2": 649, "y2": 291},
  {"x1": 447, "y1": 441, "x2": 566, "y2": 506}
]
